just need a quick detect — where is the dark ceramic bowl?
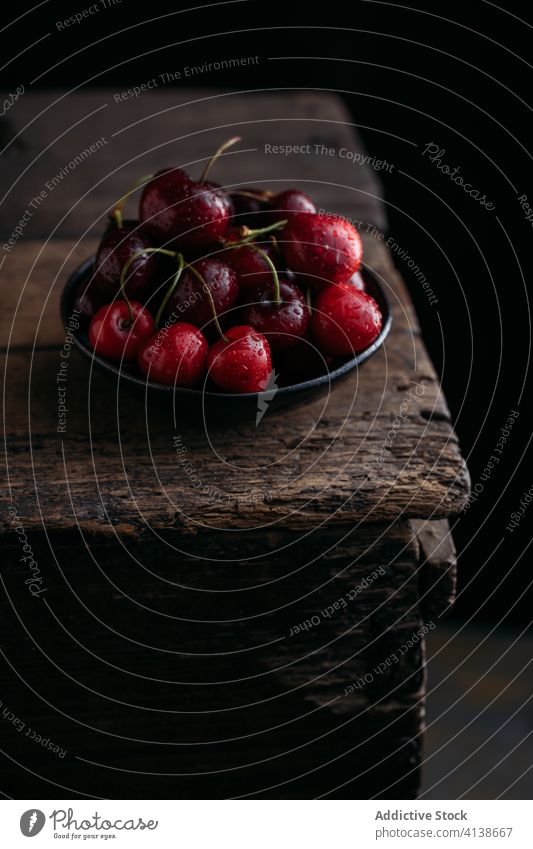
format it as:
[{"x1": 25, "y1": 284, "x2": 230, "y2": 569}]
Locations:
[{"x1": 61, "y1": 257, "x2": 392, "y2": 420}]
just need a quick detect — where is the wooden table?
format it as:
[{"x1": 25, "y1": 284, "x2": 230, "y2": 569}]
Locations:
[{"x1": 0, "y1": 90, "x2": 469, "y2": 799}]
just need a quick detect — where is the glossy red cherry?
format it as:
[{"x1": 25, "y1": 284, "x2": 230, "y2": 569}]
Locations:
[
  {"x1": 138, "y1": 322, "x2": 208, "y2": 387},
  {"x1": 282, "y1": 212, "x2": 363, "y2": 289},
  {"x1": 312, "y1": 285, "x2": 382, "y2": 355},
  {"x1": 139, "y1": 138, "x2": 241, "y2": 252},
  {"x1": 162, "y1": 258, "x2": 239, "y2": 333},
  {"x1": 93, "y1": 222, "x2": 157, "y2": 299},
  {"x1": 223, "y1": 241, "x2": 279, "y2": 299},
  {"x1": 269, "y1": 189, "x2": 316, "y2": 220},
  {"x1": 208, "y1": 325, "x2": 272, "y2": 393},
  {"x1": 241, "y1": 278, "x2": 309, "y2": 351},
  {"x1": 139, "y1": 173, "x2": 229, "y2": 252},
  {"x1": 88, "y1": 301, "x2": 154, "y2": 362}
]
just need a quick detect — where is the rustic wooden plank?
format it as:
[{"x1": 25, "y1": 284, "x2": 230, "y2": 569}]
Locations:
[
  {"x1": 0, "y1": 90, "x2": 466, "y2": 799},
  {"x1": 0, "y1": 520, "x2": 423, "y2": 798},
  {"x1": 0, "y1": 89, "x2": 386, "y2": 241}
]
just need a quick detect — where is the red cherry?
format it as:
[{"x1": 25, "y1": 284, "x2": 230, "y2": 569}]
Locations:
[
  {"x1": 241, "y1": 278, "x2": 309, "y2": 351},
  {"x1": 138, "y1": 168, "x2": 192, "y2": 244},
  {"x1": 162, "y1": 258, "x2": 239, "y2": 333},
  {"x1": 312, "y1": 285, "x2": 382, "y2": 355},
  {"x1": 88, "y1": 301, "x2": 154, "y2": 362},
  {"x1": 169, "y1": 180, "x2": 231, "y2": 251},
  {"x1": 223, "y1": 242, "x2": 279, "y2": 299},
  {"x1": 269, "y1": 189, "x2": 316, "y2": 220},
  {"x1": 208, "y1": 325, "x2": 272, "y2": 393},
  {"x1": 139, "y1": 138, "x2": 241, "y2": 251},
  {"x1": 282, "y1": 212, "x2": 363, "y2": 289},
  {"x1": 138, "y1": 322, "x2": 208, "y2": 387},
  {"x1": 139, "y1": 172, "x2": 229, "y2": 252},
  {"x1": 93, "y1": 222, "x2": 157, "y2": 299}
]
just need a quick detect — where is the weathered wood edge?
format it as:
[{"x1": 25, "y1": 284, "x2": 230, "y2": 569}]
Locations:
[{"x1": 411, "y1": 518, "x2": 458, "y2": 620}]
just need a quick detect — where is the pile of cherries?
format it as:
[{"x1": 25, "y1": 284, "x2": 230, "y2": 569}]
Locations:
[{"x1": 79, "y1": 137, "x2": 383, "y2": 393}]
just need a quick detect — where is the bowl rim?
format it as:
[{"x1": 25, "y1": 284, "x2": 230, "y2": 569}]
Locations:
[{"x1": 61, "y1": 256, "x2": 393, "y2": 399}]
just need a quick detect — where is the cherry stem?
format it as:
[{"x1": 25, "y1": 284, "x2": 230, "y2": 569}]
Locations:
[
  {"x1": 252, "y1": 247, "x2": 281, "y2": 305},
  {"x1": 111, "y1": 173, "x2": 153, "y2": 226},
  {"x1": 200, "y1": 136, "x2": 242, "y2": 184},
  {"x1": 306, "y1": 286, "x2": 312, "y2": 316},
  {"x1": 221, "y1": 218, "x2": 288, "y2": 247},
  {"x1": 155, "y1": 254, "x2": 185, "y2": 329},
  {"x1": 111, "y1": 207, "x2": 123, "y2": 229},
  {"x1": 186, "y1": 264, "x2": 228, "y2": 341},
  {"x1": 269, "y1": 234, "x2": 281, "y2": 258},
  {"x1": 117, "y1": 278, "x2": 134, "y2": 325}
]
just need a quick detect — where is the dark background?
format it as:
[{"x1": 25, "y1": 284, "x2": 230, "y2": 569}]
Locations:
[{"x1": 2, "y1": 0, "x2": 532, "y2": 624}]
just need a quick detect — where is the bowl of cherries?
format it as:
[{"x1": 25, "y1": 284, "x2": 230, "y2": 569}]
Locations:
[{"x1": 62, "y1": 137, "x2": 391, "y2": 419}]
